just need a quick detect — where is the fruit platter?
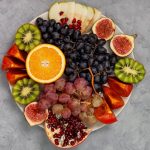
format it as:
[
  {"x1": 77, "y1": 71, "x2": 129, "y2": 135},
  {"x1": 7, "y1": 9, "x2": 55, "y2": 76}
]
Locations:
[{"x1": 2, "y1": 1, "x2": 146, "y2": 148}]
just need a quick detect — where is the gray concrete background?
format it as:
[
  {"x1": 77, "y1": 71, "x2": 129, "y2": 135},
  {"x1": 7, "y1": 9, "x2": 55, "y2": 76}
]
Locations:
[{"x1": 0, "y1": 0, "x2": 150, "y2": 150}]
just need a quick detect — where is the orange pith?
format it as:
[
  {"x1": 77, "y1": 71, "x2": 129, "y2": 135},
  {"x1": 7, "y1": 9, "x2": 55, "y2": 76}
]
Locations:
[{"x1": 26, "y1": 44, "x2": 66, "y2": 83}]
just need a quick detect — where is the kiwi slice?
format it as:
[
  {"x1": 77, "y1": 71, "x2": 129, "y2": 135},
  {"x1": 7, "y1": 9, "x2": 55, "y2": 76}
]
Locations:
[
  {"x1": 12, "y1": 78, "x2": 40, "y2": 105},
  {"x1": 15, "y1": 23, "x2": 41, "y2": 52},
  {"x1": 114, "y1": 58, "x2": 146, "y2": 83}
]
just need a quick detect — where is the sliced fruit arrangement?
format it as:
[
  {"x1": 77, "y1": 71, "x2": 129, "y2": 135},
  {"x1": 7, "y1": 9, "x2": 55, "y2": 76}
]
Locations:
[
  {"x1": 24, "y1": 102, "x2": 48, "y2": 126},
  {"x1": 2, "y1": 56, "x2": 25, "y2": 70},
  {"x1": 92, "y1": 17, "x2": 116, "y2": 40},
  {"x1": 110, "y1": 34, "x2": 136, "y2": 57},
  {"x1": 1, "y1": 1, "x2": 147, "y2": 149},
  {"x1": 48, "y1": 2, "x2": 102, "y2": 32},
  {"x1": 45, "y1": 110, "x2": 91, "y2": 148},
  {"x1": 15, "y1": 23, "x2": 41, "y2": 52},
  {"x1": 108, "y1": 77, "x2": 133, "y2": 97},
  {"x1": 114, "y1": 58, "x2": 146, "y2": 83},
  {"x1": 102, "y1": 86, "x2": 124, "y2": 109},
  {"x1": 94, "y1": 97, "x2": 117, "y2": 124},
  {"x1": 26, "y1": 44, "x2": 66, "y2": 83},
  {"x1": 12, "y1": 78, "x2": 40, "y2": 105},
  {"x1": 2, "y1": 44, "x2": 28, "y2": 85},
  {"x1": 6, "y1": 70, "x2": 28, "y2": 85}
]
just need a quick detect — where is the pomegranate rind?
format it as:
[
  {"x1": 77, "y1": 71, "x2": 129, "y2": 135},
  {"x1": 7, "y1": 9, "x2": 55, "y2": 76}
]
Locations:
[
  {"x1": 110, "y1": 34, "x2": 134, "y2": 57},
  {"x1": 24, "y1": 102, "x2": 48, "y2": 126},
  {"x1": 44, "y1": 121, "x2": 91, "y2": 149},
  {"x1": 92, "y1": 17, "x2": 116, "y2": 40}
]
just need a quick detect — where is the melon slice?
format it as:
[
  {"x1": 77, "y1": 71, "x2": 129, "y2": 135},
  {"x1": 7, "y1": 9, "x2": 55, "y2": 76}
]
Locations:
[
  {"x1": 82, "y1": 6, "x2": 95, "y2": 33},
  {"x1": 49, "y1": 2, "x2": 61, "y2": 22},
  {"x1": 85, "y1": 8, "x2": 102, "y2": 32}
]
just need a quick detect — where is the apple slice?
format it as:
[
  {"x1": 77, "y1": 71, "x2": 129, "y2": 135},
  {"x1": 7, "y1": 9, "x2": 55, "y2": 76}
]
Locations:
[
  {"x1": 80, "y1": 4, "x2": 88, "y2": 32},
  {"x1": 67, "y1": 2, "x2": 75, "y2": 24},
  {"x1": 74, "y1": 3, "x2": 84, "y2": 21},
  {"x1": 85, "y1": 8, "x2": 102, "y2": 32},
  {"x1": 60, "y1": 1, "x2": 76, "y2": 24},
  {"x1": 82, "y1": 6, "x2": 95, "y2": 33},
  {"x1": 49, "y1": 2, "x2": 61, "y2": 22}
]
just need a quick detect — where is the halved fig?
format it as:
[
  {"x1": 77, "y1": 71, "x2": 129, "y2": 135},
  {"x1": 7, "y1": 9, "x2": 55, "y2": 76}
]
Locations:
[
  {"x1": 45, "y1": 110, "x2": 91, "y2": 148},
  {"x1": 110, "y1": 34, "x2": 136, "y2": 57},
  {"x1": 92, "y1": 17, "x2": 116, "y2": 40},
  {"x1": 24, "y1": 102, "x2": 48, "y2": 126}
]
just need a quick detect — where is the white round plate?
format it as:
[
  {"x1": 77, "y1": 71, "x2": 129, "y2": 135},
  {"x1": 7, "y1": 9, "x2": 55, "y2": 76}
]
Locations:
[{"x1": 9, "y1": 11, "x2": 134, "y2": 131}]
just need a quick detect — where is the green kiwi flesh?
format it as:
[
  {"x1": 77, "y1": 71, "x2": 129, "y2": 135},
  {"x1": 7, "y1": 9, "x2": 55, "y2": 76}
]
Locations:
[
  {"x1": 15, "y1": 23, "x2": 41, "y2": 52},
  {"x1": 12, "y1": 78, "x2": 40, "y2": 105},
  {"x1": 114, "y1": 58, "x2": 146, "y2": 83}
]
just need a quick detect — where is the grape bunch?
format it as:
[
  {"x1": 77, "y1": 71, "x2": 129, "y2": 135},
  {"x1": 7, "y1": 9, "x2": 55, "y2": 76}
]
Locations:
[
  {"x1": 38, "y1": 77, "x2": 96, "y2": 126},
  {"x1": 36, "y1": 17, "x2": 118, "y2": 93}
]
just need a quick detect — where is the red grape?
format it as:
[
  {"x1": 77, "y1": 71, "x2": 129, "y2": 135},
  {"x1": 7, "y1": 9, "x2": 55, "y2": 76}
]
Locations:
[
  {"x1": 64, "y1": 82, "x2": 76, "y2": 95},
  {"x1": 80, "y1": 103, "x2": 88, "y2": 112},
  {"x1": 52, "y1": 104, "x2": 64, "y2": 115},
  {"x1": 46, "y1": 92, "x2": 58, "y2": 105},
  {"x1": 55, "y1": 78, "x2": 66, "y2": 91},
  {"x1": 38, "y1": 98, "x2": 51, "y2": 110},
  {"x1": 59, "y1": 93, "x2": 71, "y2": 103},
  {"x1": 74, "y1": 78, "x2": 88, "y2": 91},
  {"x1": 67, "y1": 98, "x2": 80, "y2": 111},
  {"x1": 44, "y1": 83, "x2": 56, "y2": 93},
  {"x1": 61, "y1": 107, "x2": 71, "y2": 119},
  {"x1": 92, "y1": 94, "x2": 102, "y2": 108},
  {"x1": 81, "y1": 86, "x2": 93, "y2": 100},
  {"x1": 72, "y1": 107, "x2": 81, "y2": 116}
]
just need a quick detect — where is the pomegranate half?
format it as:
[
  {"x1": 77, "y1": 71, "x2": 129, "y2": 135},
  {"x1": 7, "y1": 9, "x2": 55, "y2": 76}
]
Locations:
[
  {"x1": 110, "y1": 34, "x2": 135, "y2": 57},
  {"x1": 44, "y1": 110, "x2": 91, "y2": 148},
  {"x1": 24, "y1": 102, "x2": 48, "y2": 126},
  {"x1": 92, "y1": 17, "x2": 116, "y2": 40}
]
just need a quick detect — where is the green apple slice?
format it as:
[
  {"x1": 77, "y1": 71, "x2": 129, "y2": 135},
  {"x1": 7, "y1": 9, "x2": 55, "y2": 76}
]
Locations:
[
  {"x1": 82, "y1": 6, "x2": 95, "y2": 33},
  {"x1": 49, "y1": 2, "x2": 61, "y2": 22},
  {"x1": 86, "y1": 8, "x2": 102, "y2": 32}
]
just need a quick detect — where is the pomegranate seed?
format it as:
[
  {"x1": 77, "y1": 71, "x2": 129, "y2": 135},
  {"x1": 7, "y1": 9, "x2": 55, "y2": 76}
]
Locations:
[
  {"x1": 69, "y1": 24, "x2": 73, "y2": 29},
  {"x1": 72, "y1": 18, "x2": 76, "y2": 23},
  {"x1": 70, "y1": 140, "x2": 75, "y2": 145},
  {"x1": 54, "y1": 139, "x2": 59, "y2": 145},
  {"x1": 59, "y1": 11, "x2": 64, "y2": 16},
  {"x1": 51, "y1": 127, "x2": 54, "y2": 132},
  {"x1": 65, "y1": 17, "x2": 69, "y2": 23},
  {"x1": 77, "y1": 20, "x2": 82, "y2": 25}
]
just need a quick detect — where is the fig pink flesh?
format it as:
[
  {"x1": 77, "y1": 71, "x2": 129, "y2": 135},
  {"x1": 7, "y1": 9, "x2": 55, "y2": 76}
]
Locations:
[
  {"x1": 26, "y1": 103, "x2": 47, "y2": 122},
  {"x1": 96, "y1": 19, "x2": 114, "y2": 39},
  {"x1": 113, "y1": 36, "x2": 132, "y2": 54}
]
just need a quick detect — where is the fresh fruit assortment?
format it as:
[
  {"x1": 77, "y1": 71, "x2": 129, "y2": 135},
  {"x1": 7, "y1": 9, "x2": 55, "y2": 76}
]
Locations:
[{"x1": 1, "y1": 1, "x2": 146, "y2": 148}]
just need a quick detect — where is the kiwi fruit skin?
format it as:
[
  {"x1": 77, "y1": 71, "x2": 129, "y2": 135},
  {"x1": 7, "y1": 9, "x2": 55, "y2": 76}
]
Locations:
[
  {"x1": 12, "y1": 78, "x2": 40, "y2": 105},
  {"x1": 15, "y1": 23, "x2": 41, "y2": 52},
  {"x1": 114, "y1": 58, "x2": 146, "y2": 84}
]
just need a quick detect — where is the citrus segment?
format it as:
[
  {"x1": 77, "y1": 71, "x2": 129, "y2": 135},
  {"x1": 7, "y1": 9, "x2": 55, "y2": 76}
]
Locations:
[{"x1": 26, "y1": 44, "x2": 66, "y2": 83}]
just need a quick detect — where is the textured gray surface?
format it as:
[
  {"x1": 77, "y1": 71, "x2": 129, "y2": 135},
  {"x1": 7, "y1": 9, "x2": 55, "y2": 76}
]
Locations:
[{"x1": 0, "y1": 0, "x2": 150, "y2": 150}]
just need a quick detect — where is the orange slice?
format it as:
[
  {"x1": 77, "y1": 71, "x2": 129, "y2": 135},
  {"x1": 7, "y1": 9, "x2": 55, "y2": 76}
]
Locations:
[{"x1": 26, "y1": 44, "x2": 66, "y2": 83}]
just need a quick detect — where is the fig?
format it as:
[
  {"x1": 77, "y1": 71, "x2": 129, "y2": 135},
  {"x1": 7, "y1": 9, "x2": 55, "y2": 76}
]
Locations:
[
  {"x1": 110, "y1": 34, "x2": 136, "y2": 57},
  {"x1": 45, "y1": 110, "x2": 91, "y2": 148},
  {"x1": 92, "y1": 17, "x2": 116, "y2": 40},
  {"x1": 24, "y1": 102, "x2": 48, "y2": 126}
]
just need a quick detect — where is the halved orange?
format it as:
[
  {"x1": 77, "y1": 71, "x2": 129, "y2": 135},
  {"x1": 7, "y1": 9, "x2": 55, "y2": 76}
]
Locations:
[{"x1": 26, "y1": 44, "x2": 66, "y2": 83}]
